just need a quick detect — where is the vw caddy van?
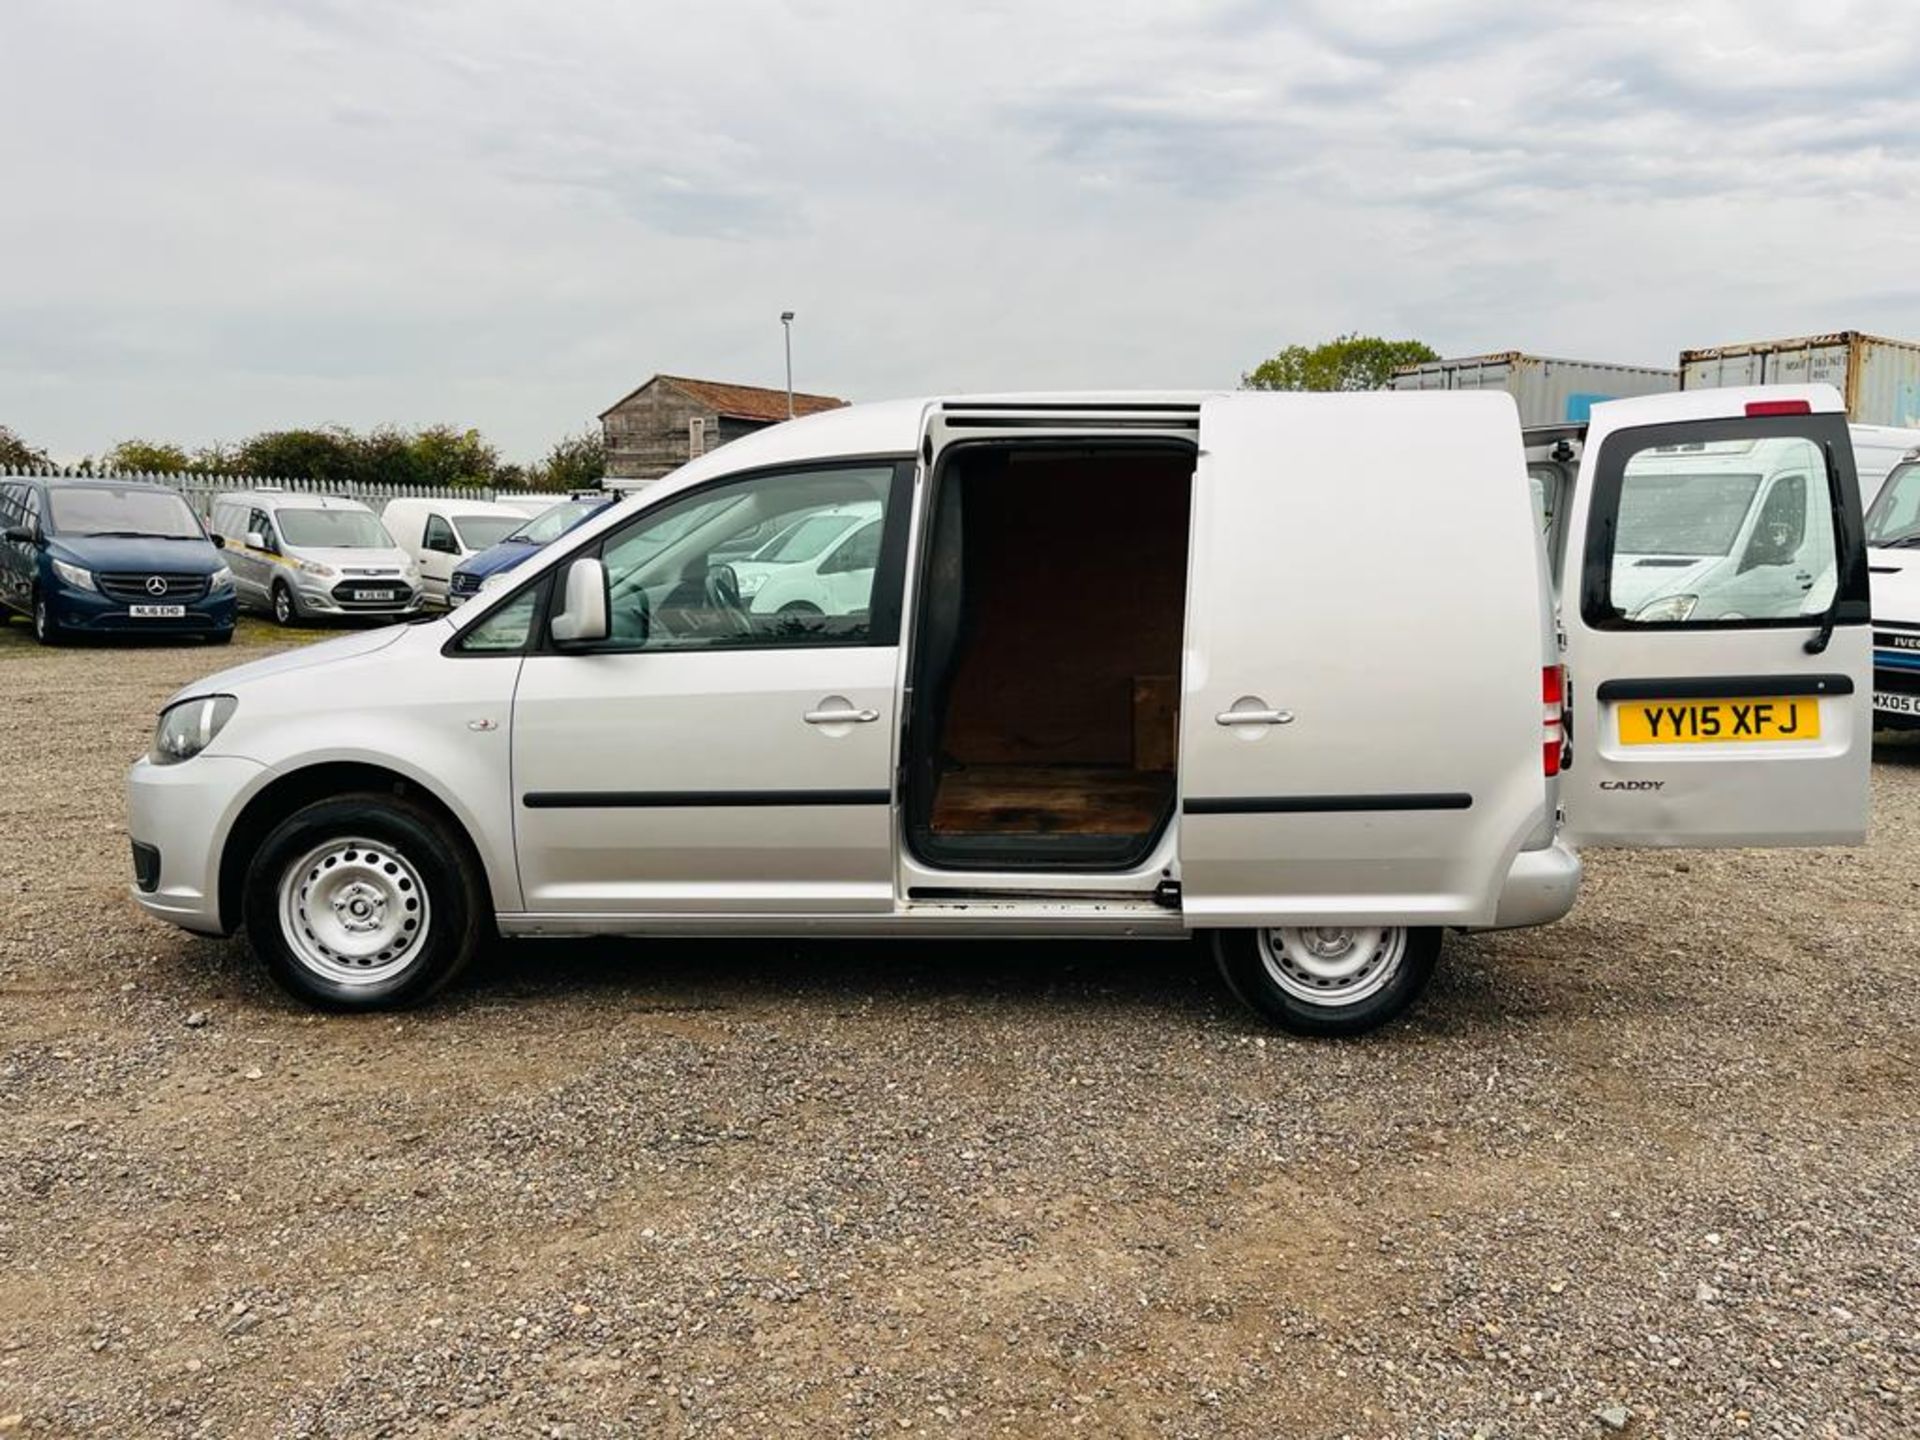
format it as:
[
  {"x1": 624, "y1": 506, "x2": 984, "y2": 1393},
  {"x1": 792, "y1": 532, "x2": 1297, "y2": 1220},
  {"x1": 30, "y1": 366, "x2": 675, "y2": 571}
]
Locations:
[
  {"x1": 1861, "y1": 449, "x2": 1920, "y2": 728},
  {"x1": 127, "y1": 387, "x2": 1871, "y2": 1034},
  {"x1": 211, "y1": 491, "x2": 421, "y2": 626}
]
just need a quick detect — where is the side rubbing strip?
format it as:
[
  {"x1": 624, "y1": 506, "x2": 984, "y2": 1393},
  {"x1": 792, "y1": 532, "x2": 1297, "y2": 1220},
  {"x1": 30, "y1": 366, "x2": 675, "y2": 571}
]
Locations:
[
  {"x1": 1183, "y1": 793, "x2": 1473, "y2": 816},
  {"x1": 1595, "y1": 675, "x2": 1854, "y2": 702},
  {"x1": 523, "y1": 789, "x2": 891, "y2": 810}
]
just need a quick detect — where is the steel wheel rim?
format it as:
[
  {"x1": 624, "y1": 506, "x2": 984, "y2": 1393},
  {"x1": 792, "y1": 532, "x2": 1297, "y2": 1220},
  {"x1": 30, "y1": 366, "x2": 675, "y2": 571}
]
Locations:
[
  {"x1": 274, "y1": 588, "x2": 291, "y2": 623},
  {"x1": 1257, "y1": 926, "x2": 1406, "y2": 1008},
  {"x1": 34, "y1": 599, "x2": 48, "y2": 639},
  {"x1": 277, "y1": 837, "x2": 431, "y2": 986}
]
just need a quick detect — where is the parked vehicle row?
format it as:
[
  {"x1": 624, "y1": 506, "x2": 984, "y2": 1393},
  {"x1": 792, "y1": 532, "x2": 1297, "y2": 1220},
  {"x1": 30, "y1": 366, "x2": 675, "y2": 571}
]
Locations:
[
  {"x1": 126, "y1": 384, "x2": 1875, "y2": 1035},
  {"x1": 1, "y1": 478, "x2": 597, "y2": 643}
]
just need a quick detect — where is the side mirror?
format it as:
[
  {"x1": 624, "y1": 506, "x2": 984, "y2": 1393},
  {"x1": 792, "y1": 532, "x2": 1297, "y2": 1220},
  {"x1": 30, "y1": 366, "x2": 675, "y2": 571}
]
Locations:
[
  {"x1": 4, "y1": 525, "x2": 33, "y2": 544},
  {"x1": 550, "y1": 557, "x2": 610, "y2": 645},
  {"x1": 245, "y1": 531, "x2": 267, "y2": 551},
  {"x1": 208, "y1": 532, "x2": 226, "y2": 548}
]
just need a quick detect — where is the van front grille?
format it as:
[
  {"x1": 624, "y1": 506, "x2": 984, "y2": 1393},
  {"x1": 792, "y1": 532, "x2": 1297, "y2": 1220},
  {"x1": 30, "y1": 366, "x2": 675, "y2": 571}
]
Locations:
[{"x1": 98, "y1": 572, "x2": 211, "y2": 603}]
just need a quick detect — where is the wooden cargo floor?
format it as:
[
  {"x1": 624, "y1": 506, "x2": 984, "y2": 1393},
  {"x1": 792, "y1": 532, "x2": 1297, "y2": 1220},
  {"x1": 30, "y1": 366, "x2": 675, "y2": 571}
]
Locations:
[{"x1": 929, "y1": 765, "x2": 1171, "y2": 836}]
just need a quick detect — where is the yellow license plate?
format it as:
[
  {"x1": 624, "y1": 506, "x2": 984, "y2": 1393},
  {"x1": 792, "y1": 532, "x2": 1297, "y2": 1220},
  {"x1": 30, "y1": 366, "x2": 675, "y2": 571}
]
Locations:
[{"x1": 1617, "y1": 697, "x2": 1821, "y2": 745}]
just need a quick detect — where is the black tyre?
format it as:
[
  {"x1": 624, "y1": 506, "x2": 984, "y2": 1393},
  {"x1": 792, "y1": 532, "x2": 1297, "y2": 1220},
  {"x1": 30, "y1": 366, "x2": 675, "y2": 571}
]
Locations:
[
  {"x1": 1213, "y1": 926, "x2": 1440, "y2": 1037},
  {"x1": 31, "y1": 591, "x2": 64, "y2": 646},
  {"x1": 242, "y1": 792, "x2": 488, "y2": 1010},
  {"x1": 777, "y1": 600, "x2": 823, "y2": 615},
  {"x1": 271, "y1": 582, "x2": 301, "y2": 627}
]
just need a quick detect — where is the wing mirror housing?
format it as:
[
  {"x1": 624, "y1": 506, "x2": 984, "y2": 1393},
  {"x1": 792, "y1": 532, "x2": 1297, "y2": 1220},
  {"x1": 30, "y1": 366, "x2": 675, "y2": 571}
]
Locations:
[
  {"x1": 4, "y1": 524, "x2": 34, "y2": 545},
  {"x1": 244, "y1": 531, "x2": 267, "y2": 551},
  {"x1": 550, "y1": 557, "x2": 610, "y2": 645}
]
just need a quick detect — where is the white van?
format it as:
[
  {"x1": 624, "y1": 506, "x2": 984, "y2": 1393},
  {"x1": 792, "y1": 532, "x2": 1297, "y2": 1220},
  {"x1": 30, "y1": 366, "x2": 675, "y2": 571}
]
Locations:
[
  {"x1": 1862, "y1": 449, "x2": 1920, "y2": 728},
  {"x1": 127, "y1": 387, "x2": 1872, "y2": 1034},
  {"x1": 381, "y1": 497, "x2": 535, "y2": 606}
]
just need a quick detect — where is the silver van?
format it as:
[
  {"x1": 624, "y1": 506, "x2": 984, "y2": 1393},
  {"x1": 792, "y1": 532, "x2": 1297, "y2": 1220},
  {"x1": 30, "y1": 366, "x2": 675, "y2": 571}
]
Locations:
[{"x1": 209, "y1": 491, "x2": 421, "y2": 626}]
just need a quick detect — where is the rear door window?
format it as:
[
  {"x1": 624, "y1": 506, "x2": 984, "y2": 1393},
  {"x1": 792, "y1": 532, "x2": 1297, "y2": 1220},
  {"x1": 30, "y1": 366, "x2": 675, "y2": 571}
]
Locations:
[{"x1": 1584, "y1": 423, "x2": 1856, "y2": 628}]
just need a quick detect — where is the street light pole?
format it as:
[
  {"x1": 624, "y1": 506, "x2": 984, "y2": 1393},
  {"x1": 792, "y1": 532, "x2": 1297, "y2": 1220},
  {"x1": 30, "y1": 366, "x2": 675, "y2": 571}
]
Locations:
[{"x1": 780, "y1": 311, "x2": 795, "y2": 419}]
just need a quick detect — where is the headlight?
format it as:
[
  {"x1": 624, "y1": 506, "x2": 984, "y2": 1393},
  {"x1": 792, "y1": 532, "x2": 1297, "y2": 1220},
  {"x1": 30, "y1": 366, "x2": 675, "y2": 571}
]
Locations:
[
  {"x1": 1632, "y1": 593, "x2": 1699, "y2": 623},
  {"x1": 51, "y1": 558, "x2": 97, "y2": 592},
  {"x1": 209, "y1": 565, "x2": 234, "y2": 591},
  {"x1": 150, "y1": 695, "x2": 237, "y2": 766},
  {"x1": 296, "y1": 559, "x2": 336, "y2": 579},
  {"x1": 736, "y1": 572, "x2": 766, "y2": 597}
]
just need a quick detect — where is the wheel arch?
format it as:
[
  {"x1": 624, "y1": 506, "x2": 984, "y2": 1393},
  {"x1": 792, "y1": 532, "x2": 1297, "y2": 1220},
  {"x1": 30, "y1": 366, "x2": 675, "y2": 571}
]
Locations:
[{"x1": 217, "y1": 761, "x2": 494, "y2": 933}]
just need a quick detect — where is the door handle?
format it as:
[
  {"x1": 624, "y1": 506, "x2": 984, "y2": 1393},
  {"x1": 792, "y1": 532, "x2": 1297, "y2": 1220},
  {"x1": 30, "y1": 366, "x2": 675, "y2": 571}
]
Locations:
[
  {"x1": 804, "y1": 706, "x2": 880, "y2": 725},
  {"x1": 1215, "y1": 708, "x2": 1293, "y2": 727}
]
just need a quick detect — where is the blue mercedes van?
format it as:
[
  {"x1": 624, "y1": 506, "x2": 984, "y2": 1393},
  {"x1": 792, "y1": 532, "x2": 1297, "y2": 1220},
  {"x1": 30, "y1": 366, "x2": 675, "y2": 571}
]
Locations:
[{"x1": 0, "y1": 477, "x2": 236, "y2": 645}]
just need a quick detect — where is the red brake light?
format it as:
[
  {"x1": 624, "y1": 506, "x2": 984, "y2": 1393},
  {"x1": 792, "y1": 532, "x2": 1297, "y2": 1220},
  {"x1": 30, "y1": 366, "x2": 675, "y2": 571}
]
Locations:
[
  {"x1": 1745, "y1": 399, "x2": 1812, "y2": 417},
  {"x1": 1542, "y1": 665, "x2": 1565, "y2": 777}
]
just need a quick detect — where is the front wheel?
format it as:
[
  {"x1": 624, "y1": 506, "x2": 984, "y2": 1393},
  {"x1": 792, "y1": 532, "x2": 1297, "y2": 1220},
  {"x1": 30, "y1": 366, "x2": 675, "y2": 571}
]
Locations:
[
  {"x1": 1213, "y1": 926, "x2": 1440, "y2": 1037},
  {"x1": 32, "y1": 592, "x2": 63, "y2": 646},
  {"x1": 271, "y1": 582, "x2": 301, "y2": 627},
  {"x1": 242, "y1": 793, "x2": 487, "y2": 1010}
]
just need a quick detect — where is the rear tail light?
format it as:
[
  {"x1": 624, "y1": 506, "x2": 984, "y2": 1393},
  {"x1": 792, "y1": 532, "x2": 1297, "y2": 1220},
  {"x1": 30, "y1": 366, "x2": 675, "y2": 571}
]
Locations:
[
  {"x1": 1542, "y1": 664, "x2": 1566, "y2": 777},
  {"x1": 1746, "y1": 399, "x2": 1812, "y2": 417}
]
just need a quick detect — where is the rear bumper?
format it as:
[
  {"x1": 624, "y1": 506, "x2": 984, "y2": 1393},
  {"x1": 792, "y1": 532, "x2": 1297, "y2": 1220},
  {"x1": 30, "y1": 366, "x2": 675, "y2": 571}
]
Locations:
[{"x1": 1477, "y1": 838, "x2": 1583, "y2": 932}]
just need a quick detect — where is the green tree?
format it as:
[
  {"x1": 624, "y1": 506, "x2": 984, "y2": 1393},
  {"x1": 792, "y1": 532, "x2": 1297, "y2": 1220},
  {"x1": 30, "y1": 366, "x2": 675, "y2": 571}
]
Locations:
[
  {"x1": 234, "y1": 427, "x2": 358, "y2": 482},
  {"x1": 407, "y1": 425, "x2": 499, "y2": 488},
  {"x1": 1242, "y1": 334, "x2": 1440, "y2": 392},
  {"x1": 534, "y1": 430, "x2": 606, "y2": 492},
  {"x1": 0, "y1": 425, "x2": 48, "y2": 469},
  {"x1": 347, "y1": 426, "x2": 425, "y2": 489},
  {"x1": 104, "y1": 439, "x2": 193, "y2": 474}
]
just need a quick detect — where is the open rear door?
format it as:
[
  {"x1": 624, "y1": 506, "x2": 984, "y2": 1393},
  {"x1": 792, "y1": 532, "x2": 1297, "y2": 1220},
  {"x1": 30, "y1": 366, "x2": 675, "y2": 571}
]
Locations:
[
  {"x1": 1559, "y1": 385, "x2": 1871, "y2": 847},
  {"x1": 1178, "y1": 392, "x2": 1552, "y2": 928}
]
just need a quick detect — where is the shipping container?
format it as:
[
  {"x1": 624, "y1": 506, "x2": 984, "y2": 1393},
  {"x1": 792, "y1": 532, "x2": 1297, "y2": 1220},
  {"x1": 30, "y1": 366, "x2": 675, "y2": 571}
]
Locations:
[
  {"x1": 1388, "y1": 352, "x2": 1678, "y2": 425},
  {"x1": 1679, "y1": 332, "x2": 1920, "y2": 429}
]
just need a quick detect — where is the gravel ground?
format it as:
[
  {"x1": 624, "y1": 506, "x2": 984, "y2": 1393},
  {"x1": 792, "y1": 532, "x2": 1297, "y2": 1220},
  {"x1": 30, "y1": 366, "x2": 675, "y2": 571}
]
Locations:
[{"x1": 1, "y1": 615, "x2": 1917, "y2": 1439}]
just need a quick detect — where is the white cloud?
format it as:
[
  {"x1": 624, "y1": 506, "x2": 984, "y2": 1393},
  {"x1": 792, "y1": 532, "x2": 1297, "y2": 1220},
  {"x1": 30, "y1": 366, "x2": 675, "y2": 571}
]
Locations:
[{"x1": 2, "y1": 0, "x2": 1918, "y2": 460}]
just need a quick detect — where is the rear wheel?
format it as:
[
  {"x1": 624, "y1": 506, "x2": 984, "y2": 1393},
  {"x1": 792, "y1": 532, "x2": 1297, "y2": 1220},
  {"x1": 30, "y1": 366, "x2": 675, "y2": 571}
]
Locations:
[
  {"x1": 271, "y1": 582, "x2": 301, "y2": 627},
  {"x1": 1213, "y1": 925, "x2": 1440, "y2": 1036},
  {"x1": 243, "y1": 793, "x2": 486, "y2": 1010}
]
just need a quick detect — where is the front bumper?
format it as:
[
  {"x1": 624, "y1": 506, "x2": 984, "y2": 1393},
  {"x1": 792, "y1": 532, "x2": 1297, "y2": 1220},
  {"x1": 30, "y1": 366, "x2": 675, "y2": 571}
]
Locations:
[
  {"x1": 53, "y1": 587, "x2": 235, "y2": 635},
  {"x1": 293, "y1": 577, "x2": 423, "y2": 618},
  {"x1": 1478, "y1": 837, "x2": 1583, "y2": 931},
  {"x1": 126, "y1": 753, "x2": 267, "y2": 936}
]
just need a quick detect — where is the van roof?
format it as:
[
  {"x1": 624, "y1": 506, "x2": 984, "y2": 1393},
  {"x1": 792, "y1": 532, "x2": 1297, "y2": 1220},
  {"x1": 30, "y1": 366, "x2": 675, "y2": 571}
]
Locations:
[{"x1": 216, "y1": 490, "x2": 372, "y2": 512}]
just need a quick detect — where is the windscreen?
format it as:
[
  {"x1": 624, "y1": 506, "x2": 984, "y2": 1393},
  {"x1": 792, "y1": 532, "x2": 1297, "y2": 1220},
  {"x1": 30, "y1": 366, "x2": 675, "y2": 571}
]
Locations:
[
  {"x1": 48, "y1": 487, "x2": 203, "y2": 540},
  {"x1": 1866, "y1": 461, "x2": 1920, "y2": 546},
  {"x1": 453, "y1": 515, "x2": 522, "y2": 549},
  {"x1": 1613, "y1": 472, "x2": 1761, "y2": 556},
  {"x1": 752, "y1": 511, "x2": 852, "y2": 564},
  {"x1": 277, "y1": 508, "x2": 394, "y2": 548},
  {"x1": 509, "y1": 498, "x2": 606, "y2": 545}
]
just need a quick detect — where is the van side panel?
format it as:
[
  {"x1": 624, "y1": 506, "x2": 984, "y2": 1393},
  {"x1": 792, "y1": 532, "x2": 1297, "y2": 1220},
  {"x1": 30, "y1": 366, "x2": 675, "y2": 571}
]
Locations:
[{"x1": 1178, "y1": 393, "x2": 1550, "y2": 927}]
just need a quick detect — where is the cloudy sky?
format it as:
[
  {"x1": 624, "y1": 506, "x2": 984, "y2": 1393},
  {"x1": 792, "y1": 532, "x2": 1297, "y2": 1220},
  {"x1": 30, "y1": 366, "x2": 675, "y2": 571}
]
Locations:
[{"x1": 4, "y1": 0, "x2": 1918, "y2": 462}]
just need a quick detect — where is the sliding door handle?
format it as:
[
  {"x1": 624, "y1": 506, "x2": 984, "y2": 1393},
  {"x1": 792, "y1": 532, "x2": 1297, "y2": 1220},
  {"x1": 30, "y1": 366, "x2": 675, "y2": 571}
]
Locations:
[
  {"x1": 1215, "y1": 708, "x2": 1293, "y2": 727},
  {"x1": 804, "y1": 706, "x2": 880, "y2": 725}
]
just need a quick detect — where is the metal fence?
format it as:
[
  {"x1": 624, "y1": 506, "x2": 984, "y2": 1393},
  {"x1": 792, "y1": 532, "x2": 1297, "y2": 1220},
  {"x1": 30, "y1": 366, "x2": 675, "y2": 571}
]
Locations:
[{"x1": 0, "y1": 465, "x2": 578, "y2": 520}]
